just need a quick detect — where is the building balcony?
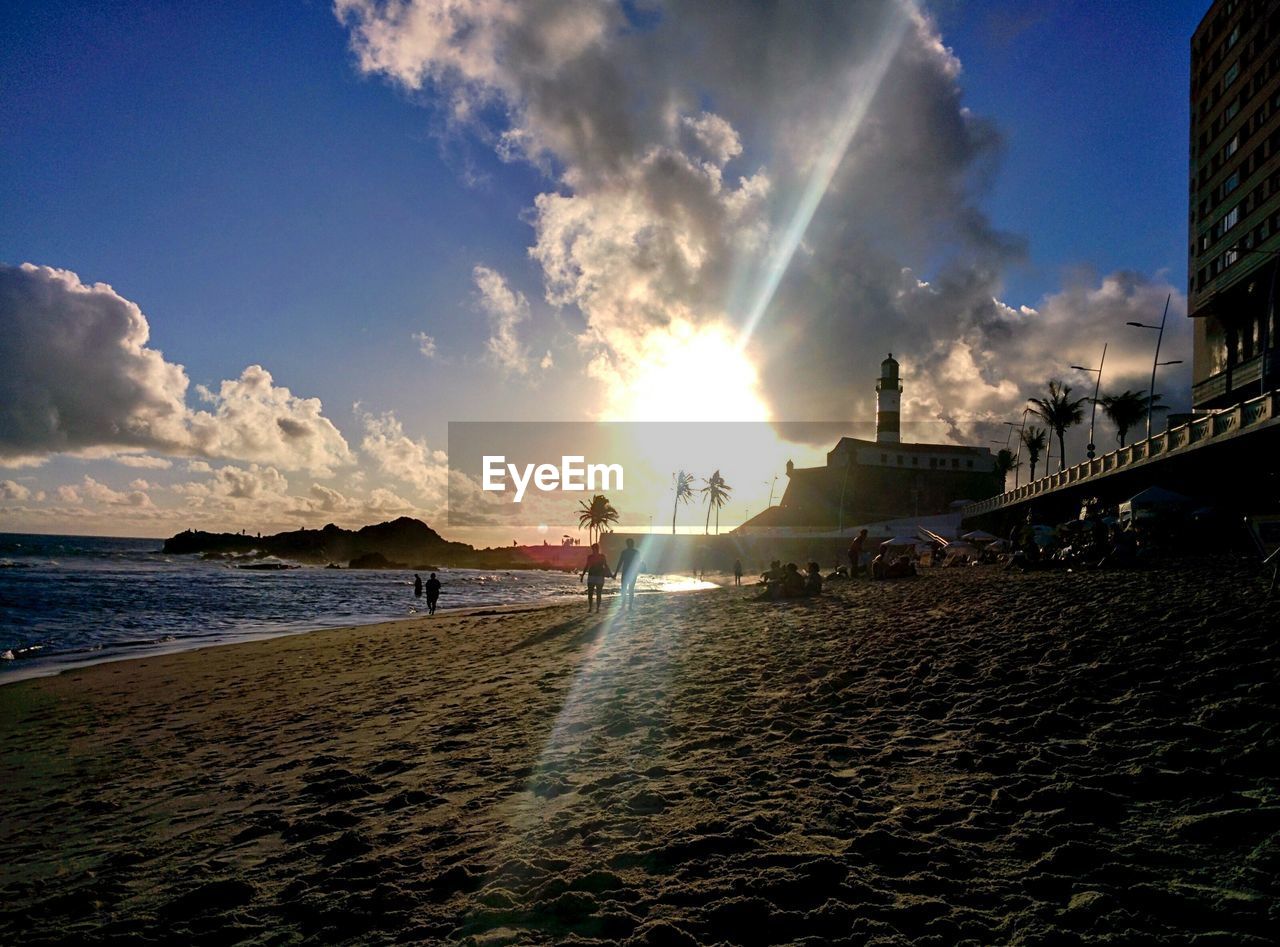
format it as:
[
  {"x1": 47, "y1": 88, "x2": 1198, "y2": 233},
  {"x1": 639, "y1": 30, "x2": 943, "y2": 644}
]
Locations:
[{"x1": 1193, "y1": 371, "x2": 1228, "y2": 405}]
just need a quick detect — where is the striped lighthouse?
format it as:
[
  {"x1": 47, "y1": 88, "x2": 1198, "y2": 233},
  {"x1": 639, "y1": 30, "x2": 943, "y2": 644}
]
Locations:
[{"x1": 875, "y1": 353, "x2": 902, "y2": 444}]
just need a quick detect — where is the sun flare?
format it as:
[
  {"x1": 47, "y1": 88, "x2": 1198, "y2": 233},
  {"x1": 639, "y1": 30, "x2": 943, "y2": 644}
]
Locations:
[{"x1": 599, "y1": 323, "x2": 770, "y2": 423}]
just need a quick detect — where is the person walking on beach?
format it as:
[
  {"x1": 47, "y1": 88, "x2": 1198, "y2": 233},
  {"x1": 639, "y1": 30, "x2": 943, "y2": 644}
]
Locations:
[
  {"x1": 616, "y1": 538, "x2": 641, "y2": 610},
  {"x1": 413, "y1": 573, "x2": 423, "y2": 598},
  {"x1": 848, "y1": 529, "x2": 868, "y2": 577},
  {"x1": 580, "y1": 543, "x2": 613, "y2": 613},
  {"x1": 733, "y1": 559, "x2": 743, "y2": 586},
  {"x1": 424, "y1": 572, "x2": 441, "y2": 615}
]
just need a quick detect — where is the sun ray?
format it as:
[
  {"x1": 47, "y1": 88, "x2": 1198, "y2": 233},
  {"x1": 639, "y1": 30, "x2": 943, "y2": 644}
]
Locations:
[{"x1": 737, "y1": 0, "x2": 914, "y2": 349}]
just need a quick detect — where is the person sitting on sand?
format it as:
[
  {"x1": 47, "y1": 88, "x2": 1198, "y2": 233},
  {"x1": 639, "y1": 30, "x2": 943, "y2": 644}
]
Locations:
[
  {"x1": 425, "y1": 573, "x2": 441, "y2": 615},
  {"x1": 759, "y1": 560, "x2": 780, "y2": 585},
  {"x1": 870, "y1": 552, "x2": 886, "y2": 580},
  {"x1": 804, "y1": 561, "x2": 823, "y2": 596},
  {"x1": 781, "y1": 562, "x2": 806, "y2": 597},
  {"x1": 1100, "y1": 523, "x2": 1138, "y2": 569},
  {"x1": 616, "y1": 539, "x2": 641, "y2": 610},
  {"x1": 761, "y1": 562, "x2": 794, "y2": 599},
  {"x1": 885, "y1": 554, "x2": 917, "y2": 579},
  {"x1": 580, "y1": 543, "x2": 613, "y2": 613}
]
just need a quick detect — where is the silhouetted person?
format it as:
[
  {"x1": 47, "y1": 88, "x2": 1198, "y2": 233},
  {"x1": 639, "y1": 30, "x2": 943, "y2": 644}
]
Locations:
[
  {"x1": 848, "y1": 529, "x2": 869, "y2": 577},
  {"x1": 733, "y1": 559, "x2": 743, "y2": 586},
  {"x1": 413, "y1": 573, "x2": 423, "y2": 598},
  {"x1": 425, "y1": 572, "x2": 441, "y2": 615},
  {"x1": 1012, "y1": 512, "x2": 1040, "y2": 565},
  {"x1": 580, "y1": 543, "x2": 612, "y2": 613},
  {"x1": 804, "y1": 561, "x2": 823, "y2": 596},
  {"x1": 781, "y1": 562, "x2": 805, "y2": 597},
  {"x1": 616, "y1": 538, "x2": 641, "y2": 609}
]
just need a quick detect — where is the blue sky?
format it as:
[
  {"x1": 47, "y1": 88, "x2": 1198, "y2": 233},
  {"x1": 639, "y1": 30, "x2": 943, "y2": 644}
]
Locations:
[{"x1": 0, "y1": 0, "x2": 1213, "y2": 537}]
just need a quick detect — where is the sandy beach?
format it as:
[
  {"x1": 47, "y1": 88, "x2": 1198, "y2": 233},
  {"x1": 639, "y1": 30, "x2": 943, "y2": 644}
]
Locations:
[{"x1": 2, "y1": 562, "x2": 1277, "y2": 946}]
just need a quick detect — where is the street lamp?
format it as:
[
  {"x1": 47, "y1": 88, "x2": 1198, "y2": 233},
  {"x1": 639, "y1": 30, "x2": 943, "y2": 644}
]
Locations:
[
  {"x1": 1009, "y1": 407, "x2": 1031, "y2": 487},
  {"x1": 763, "y1": 476, "x2": 778, "y2": 508},
  {"x1": 1071, "y1": 342, "x2": 1107, "y2": 460},
  {"x1": 1127, "y1": 293, "x2": 1173, "y2": 442}
]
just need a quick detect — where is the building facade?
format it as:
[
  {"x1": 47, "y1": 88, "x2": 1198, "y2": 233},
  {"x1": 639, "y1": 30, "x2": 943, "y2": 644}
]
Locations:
[{"x1": 1189, "y1": 0, "x2": 1280, "y2": 409}]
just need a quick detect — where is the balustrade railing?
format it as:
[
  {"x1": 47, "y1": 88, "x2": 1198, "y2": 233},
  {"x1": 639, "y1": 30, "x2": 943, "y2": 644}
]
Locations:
[{"x1": 962, "y1": 390, "x2": 1280, "y2": 518}]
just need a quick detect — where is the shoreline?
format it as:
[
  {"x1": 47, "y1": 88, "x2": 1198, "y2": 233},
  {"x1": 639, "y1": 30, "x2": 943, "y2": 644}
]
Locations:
[{"x1": 0, "y1": 584, "x2": 726, "y2": 688}]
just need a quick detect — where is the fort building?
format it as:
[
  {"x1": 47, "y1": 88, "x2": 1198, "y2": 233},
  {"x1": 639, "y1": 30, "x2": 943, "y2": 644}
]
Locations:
[{"x1": 739, "y1": 355, "x2": 1000, "y2": 530}]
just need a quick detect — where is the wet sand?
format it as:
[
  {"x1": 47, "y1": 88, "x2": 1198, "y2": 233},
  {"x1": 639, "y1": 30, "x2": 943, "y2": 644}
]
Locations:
[{"x1": 1, "y1": 562, "x2": 1277, "y2": 945}]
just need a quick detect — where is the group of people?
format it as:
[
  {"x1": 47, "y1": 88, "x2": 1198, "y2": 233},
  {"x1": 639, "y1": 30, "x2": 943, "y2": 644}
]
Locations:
[
  {"x1": 1010, "y1": 510, "x2": 1141, "y2": 571},
  {"x1": 846, "y1": 528, "x2": 915, "y2": 579},
  {"x1": 758, "y1": 560, "x2": 824, "y2": 599},
  {"x1": 412, "y1": 572, "x2": 442, "y2": 615}
]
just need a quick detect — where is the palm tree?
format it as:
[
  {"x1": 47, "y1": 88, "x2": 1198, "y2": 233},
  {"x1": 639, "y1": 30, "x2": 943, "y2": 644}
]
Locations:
[
  {"x1": 700, "y1": 470, "x2": 732, "y2": 535},
  {"x1": 1098, "y1": 389, "x2": 1166, "y2": 447},
  {"x1": 994, "y1": 449, "x2": 1019, "y2": 491},
  {"x1": 672, "y1": 470, "x2": 695, "y2": 534},
  {"x1": 577, "y1": 494, "x2": 618, "y2": 545},
  {"x1": 1028, "y1": 381, "x2": 1087, "y2": 472},
  {"x1": 1021, "y1": 425, "x2": 1048, "y2": 481}
]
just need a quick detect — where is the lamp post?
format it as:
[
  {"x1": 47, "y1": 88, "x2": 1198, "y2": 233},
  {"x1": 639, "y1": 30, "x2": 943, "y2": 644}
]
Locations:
[
  {"x1": 1127, "y1": 294, "x2": 1173, "y2": 442},
  {"x1": 1009, "y1": 407, "x2": 1030, "y2": 488},
  {"x1": 1071, "y1": 342, "x2": 1107, "y2": 460}
]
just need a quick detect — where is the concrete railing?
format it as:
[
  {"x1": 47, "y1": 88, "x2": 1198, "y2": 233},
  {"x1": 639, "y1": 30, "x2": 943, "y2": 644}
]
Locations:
[{"x1": 962, "y1": 390, "x2": 1280, "y2": 518}]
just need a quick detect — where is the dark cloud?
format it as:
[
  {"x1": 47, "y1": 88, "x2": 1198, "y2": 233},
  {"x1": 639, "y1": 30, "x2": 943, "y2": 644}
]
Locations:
[{"x1": 0, "y1": 263, "x2": 353, "y2": 473}]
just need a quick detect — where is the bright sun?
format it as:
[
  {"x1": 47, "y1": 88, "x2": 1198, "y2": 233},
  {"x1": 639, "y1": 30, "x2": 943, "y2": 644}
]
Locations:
[{"x1": 602, "y1": 323, "x2": 770, "y2": 422}]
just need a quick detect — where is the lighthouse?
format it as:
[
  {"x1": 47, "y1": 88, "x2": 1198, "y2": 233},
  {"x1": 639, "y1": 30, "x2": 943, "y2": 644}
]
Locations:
[{"x1": 875, "y1": 353, "x2": 902, "y2": 444}]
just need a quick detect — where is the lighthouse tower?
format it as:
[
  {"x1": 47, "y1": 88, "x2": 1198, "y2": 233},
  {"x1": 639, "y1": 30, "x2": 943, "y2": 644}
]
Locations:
[{"x1": 875, "y1": 353, "x2": 902, "y2": 444}]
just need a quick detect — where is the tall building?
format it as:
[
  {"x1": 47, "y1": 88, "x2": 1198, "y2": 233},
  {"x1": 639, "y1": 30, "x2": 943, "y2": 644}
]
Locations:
[{"x1": 1189, "y1": 0, "x2": 1280, "y2": 409}]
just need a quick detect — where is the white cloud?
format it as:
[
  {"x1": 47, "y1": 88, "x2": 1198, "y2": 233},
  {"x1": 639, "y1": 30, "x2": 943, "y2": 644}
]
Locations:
[
  {"x1": 413, "y1": 331, "x2": 438, "y2": 358},
  {"x1": 0, "y1": 264, "x2": 353, "y2": 474},
  {"x1": 113, "y1": 454, "x2": 174, "y2": 469},
  {"x1": 174, "y1": 463, "x2": 290, "y2": 503},
  {"x1": 0, "y1": 479, "x2": 31, "y2": 501},
  {"x1": 81, "y1": 475, "x2": 153, "y2": 508},
  {"x1": 356, "y1": 407, "x2": 450, "y2": 504},
  {"x1": 186, "y1": 365, "x2": 353, "y2": 475},
  {"x1": 473, "y1": 265, "x2": 534, "y2": 375}
]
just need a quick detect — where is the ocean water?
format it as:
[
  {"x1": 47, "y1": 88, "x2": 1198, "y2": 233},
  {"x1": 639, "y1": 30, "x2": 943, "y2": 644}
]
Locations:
[{"x1": 0, "y1": 533, "x2": 714, "y2": 684}]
